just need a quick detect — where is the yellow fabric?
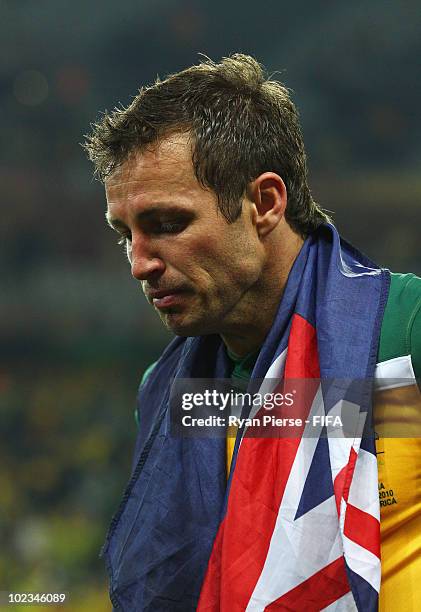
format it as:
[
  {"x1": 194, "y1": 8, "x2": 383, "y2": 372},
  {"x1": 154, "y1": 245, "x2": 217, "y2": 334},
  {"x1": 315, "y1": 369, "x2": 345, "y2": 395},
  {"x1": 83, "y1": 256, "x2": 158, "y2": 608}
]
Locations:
[
  {"x1": 226, "y1": 426, "x2": 237, "y2": 475},
  {"x1": 375, "y1": 384, "x2": 421, "y2": 611},
  {"x1": 377, "y1": 437, "x2": 421, "y2": 611}
]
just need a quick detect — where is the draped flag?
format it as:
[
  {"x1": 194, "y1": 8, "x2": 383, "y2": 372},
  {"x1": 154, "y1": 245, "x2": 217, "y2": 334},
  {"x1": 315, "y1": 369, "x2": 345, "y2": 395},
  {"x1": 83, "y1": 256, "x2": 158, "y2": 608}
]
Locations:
[
  {"x1": 198, "y1": 314, "x2": 381, "y2": 611},
  {"x1": 103, "y1": 225, "x2": 389, "y2": 612}
]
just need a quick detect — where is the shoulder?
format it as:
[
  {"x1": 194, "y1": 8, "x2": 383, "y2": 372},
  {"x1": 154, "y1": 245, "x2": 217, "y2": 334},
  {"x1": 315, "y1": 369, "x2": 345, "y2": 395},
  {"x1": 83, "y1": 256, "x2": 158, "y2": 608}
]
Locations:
[{"x1": 379, "y1": 272, "x2": 421, "y2": 378}]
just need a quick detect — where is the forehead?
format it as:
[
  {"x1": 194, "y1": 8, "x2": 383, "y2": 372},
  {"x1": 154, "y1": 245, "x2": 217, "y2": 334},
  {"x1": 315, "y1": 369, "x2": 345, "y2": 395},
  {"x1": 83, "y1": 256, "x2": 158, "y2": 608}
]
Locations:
[{"x1": 105, "y1": 133, "x2": 197, "y2": 203}]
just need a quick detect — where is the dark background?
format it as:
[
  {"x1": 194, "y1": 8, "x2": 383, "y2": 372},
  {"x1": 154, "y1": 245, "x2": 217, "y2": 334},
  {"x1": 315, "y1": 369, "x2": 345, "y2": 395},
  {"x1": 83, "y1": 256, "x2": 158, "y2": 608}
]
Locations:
[{"x1": 1, "y1": 1, "x2": 420, "y2": 609}]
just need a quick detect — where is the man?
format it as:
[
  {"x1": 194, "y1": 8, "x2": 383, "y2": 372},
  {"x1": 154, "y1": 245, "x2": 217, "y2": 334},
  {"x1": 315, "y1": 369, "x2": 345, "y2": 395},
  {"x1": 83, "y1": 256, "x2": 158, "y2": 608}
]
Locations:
[{"x1": 85, "y1": 54, "x2": 421, "y2": 611}]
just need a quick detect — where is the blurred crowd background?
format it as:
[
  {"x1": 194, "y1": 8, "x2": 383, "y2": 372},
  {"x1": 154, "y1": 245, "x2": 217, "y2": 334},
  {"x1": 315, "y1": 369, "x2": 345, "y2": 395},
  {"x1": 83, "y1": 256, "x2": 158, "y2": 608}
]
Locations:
[{"x1": 1, "y1": 0, "x2": 420, "y2": 609}]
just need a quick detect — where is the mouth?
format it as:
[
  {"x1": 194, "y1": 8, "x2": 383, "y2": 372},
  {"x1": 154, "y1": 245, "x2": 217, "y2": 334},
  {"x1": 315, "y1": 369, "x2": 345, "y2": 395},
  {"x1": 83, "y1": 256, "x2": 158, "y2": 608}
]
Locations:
[{"x1": 146, "y1": 288, "x2": 187, "y2": 309}]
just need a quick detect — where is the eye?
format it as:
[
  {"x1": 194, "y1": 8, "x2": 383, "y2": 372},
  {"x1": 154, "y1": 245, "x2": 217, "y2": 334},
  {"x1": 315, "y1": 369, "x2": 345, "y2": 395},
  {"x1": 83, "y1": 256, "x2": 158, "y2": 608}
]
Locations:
[{"x1": 156, "y1": 221, "x2": 185, "y2": 234}]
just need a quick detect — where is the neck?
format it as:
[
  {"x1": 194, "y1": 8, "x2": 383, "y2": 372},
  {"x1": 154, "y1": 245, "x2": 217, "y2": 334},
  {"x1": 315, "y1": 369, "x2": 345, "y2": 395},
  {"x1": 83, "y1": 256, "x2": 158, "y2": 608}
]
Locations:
[{"x1": 221, "y1": 227, "x2": 304, "y2": 357}]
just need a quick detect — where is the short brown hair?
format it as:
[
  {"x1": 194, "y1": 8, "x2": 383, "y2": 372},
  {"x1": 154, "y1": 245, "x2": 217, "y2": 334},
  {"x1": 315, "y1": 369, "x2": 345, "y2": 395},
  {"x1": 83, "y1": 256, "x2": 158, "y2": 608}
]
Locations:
[{"x1": 84, "y1": 53, "x2": 331, "y2": 235}]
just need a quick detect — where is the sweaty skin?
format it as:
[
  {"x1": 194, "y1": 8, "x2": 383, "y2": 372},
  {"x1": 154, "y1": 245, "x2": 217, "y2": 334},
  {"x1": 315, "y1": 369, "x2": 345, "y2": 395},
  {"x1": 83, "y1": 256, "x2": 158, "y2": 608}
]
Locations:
[{"x1": 105, "y1": 133, "x2": 303, "y2": 356}]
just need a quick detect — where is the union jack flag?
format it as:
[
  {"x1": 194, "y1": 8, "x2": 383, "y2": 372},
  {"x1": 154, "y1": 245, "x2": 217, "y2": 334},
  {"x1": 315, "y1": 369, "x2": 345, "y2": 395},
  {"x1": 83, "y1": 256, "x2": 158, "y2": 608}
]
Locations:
[{"x1": 198, "y1": 314, "x2": 381, "y2": 612}]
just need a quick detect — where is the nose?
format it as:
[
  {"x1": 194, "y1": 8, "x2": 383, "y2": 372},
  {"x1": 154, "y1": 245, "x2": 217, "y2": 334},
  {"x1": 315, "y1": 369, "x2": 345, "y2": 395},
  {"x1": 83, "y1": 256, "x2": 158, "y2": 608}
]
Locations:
[{"x1": 129, "y1": 234, "x2": 165, "y2": 281}]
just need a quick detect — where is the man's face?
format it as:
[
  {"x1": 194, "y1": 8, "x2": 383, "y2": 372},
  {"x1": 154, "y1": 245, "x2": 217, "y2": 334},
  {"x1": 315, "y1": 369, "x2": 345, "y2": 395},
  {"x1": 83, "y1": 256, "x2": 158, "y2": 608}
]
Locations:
[{"x1": 105, "y1": 133, "x2": 264, "y2": 337}]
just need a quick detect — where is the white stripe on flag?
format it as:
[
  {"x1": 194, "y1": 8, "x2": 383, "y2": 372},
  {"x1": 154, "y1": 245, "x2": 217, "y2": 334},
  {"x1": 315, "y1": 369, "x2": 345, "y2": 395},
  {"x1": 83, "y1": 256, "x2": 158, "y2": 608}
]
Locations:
[
  {"x1": 327, "y1": 400, "x2": 360, "y2": 478},
  {"x1": 246, "y1": 386, "x2": 343, "y2": 611},
  {"x1": 342, "y1": 534, "x2": 381, "y2": 593},
  {"x1": 347, "y1": 448, "x2": 379, "y2": 520}
]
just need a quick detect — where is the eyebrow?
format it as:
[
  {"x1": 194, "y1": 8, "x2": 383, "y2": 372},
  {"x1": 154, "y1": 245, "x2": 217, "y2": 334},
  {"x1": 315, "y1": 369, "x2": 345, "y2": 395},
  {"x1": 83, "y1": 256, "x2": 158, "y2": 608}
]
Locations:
[{"x1": 106, "y1": 205, "x2": 194, "y2": 230}]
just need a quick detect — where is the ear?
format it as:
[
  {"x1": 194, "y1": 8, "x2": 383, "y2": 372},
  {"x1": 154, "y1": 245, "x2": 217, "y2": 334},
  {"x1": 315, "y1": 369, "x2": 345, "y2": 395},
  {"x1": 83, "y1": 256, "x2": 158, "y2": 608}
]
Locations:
[{"x1": 248, "y1": 172, "x2": 287, "y2": 238}]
